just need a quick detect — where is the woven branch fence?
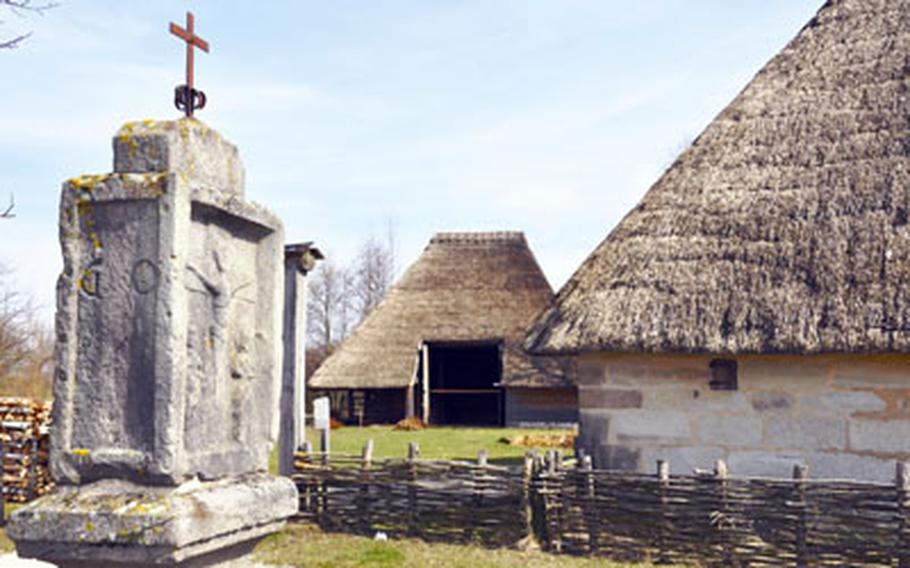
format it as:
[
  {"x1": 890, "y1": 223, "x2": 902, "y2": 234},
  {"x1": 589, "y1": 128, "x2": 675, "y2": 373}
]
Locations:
[{"x1": 293, "y1": 443, "x2": 910, "y2": 567}]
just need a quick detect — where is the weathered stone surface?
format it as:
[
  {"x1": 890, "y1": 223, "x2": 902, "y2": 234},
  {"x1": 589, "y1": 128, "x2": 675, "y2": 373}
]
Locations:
[
  {"x1": 579, "y1": 388, "x2": 642, "y2": 409},
  {"x1": 807, "y1": 452, "x2": 893, "y2": 484},
  {"x1": 750, "y1": 391, "x2": 794, "y2": 412},
  {"x1": 8, "y1": 474, "x2": 296, "y2": 567},
  {"x1": 695, "y1": 415, "x2": 762, "y2": 447},
  {"x1": 52, "y1": 120, "x2": 284, "y2": 486},
  {"x1": 113, "y1": 119, "x2": 244, "y2": 196},
  {"x1": 612, "y1": 411, "x2": 691, "y2": 444},
  {"x1": 640, "y1": 446, "x2": 724, "y2": 476},
  {"x1": 764, "y1": 417, "x2": 846, "y2": 451},
  {"x1": 727, "y1": 451, "x2": 807, "y2": 479},
  {"x1": 13, "y1": 119, "x2": 294, "y2": 568},
  {"x1": 849, "y1": 419, "x2": 910, "y2": 454},
  {"x1": 592, "y1": 445, "x2": 641, "y2": 471},
  {"x1": 577, "y1": 410, "x2": 609, "y2": 450},
  {"x1": 801, "y1": 390, "x2": 886, "y2": 415}
]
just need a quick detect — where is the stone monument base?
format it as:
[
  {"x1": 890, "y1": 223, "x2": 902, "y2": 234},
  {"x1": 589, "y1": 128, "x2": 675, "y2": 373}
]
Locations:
[{"x1": 8, "y1": 473, "x2": 297, "y2": 567}]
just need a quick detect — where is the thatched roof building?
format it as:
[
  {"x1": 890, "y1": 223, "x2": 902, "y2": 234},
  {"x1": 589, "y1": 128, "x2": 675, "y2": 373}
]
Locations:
[
  {"x1": 311, "y1": 231, "x2": 575, "y2": 426},
  {"x1": 525, "y1": 0, "x2": 910, "y2": 481},
  {"x1": 527, "y1": 0, "x2": 910, "y2": 357}
]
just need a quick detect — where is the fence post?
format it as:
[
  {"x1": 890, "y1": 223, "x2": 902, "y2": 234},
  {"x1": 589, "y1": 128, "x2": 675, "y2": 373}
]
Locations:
[
  {"x1": 320, "y1": 427, "x2": 331, "y2": 468},
  {"x1": 581, "y1": 454, "x2": 598, "y2": 555},
  {"x1": 359, "y1": 439, "x2": 374, "y2": 535},
  {"x1": 520, "y1": 450, "x2": 540, "y2": 549},
  {"x1": 897, "y1": 462, "x2": 910, "y2": 568},
  {"x1": 298, "y1": 440, "x2": 313, "y2": 514},
  {"x1": 714, "y1": 459, "x2": 730, "y2": 565},
  {"x1": 469, "y1": 449, "x2": 488, "y2": 543},
  {"x1": 407, "y1": 442, "x2": 420, "y2": 537},
  {"x1": 657, "y1": 459, "x2": 670, "y2": 564},
  {"x1": 545, "y1": 450, "x2": 563, "y2": 553},
  {"x1": 793, "y1": 464, "x2": 809, "y2": 568}
]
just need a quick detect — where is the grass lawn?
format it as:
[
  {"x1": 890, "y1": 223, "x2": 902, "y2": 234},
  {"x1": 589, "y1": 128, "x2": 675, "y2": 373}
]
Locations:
[
  {"x1": 298, "y1": 425, "x2": 575, "y2": 466},
  {"x1": 254, "y1": 523, "x2": 663, "y2": 568}
]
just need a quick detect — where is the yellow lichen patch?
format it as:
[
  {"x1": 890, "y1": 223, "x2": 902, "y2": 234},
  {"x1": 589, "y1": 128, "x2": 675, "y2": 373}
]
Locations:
[
  {"x1": 68, "y1": 174, "x2": 106, "y2": 192},
  {"x1": 71, "y1": 448, "x2": 91, "y2": 457},
  {"x1": 84, "y1": 521, "x2": 95, "y2": 532}
]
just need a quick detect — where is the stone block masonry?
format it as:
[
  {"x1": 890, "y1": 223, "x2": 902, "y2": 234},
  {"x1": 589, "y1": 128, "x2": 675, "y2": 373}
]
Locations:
[
  {"x1": 578, "y1": 353, "x2": 910, "y2": 483},
  {"x1": 9, "y1": 118, "x2": 297, "y2": 567}
]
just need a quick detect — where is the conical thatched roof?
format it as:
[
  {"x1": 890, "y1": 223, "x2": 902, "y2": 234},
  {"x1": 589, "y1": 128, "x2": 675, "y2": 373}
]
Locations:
[
  {"x1": 527, "y1": 0, "x2": 910, "y2": 356},
  {"x1": 311, "y1": 232, "x2": 572, "y2": 389}
]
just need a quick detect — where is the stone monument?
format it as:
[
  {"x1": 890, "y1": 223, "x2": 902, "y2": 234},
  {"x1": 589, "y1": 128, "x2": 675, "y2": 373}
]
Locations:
[{"x1": 7, "y1": 118, "x2": 298, "y2": 567}]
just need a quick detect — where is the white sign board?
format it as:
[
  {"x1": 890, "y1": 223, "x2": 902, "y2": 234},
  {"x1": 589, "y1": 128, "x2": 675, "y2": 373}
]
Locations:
[{"x1": 313, "y1": 396, "x2": 330, "y2": 431}]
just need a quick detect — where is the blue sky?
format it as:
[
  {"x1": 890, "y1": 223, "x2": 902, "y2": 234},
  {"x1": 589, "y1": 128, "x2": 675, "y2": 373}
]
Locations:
[{"x1": 0, "y1": 1, "x2": 821, "y2": 322}]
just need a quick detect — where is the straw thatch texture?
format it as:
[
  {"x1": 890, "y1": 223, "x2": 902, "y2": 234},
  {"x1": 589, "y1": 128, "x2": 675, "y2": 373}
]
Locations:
[
  {"x1": 311, "y1": 232, "x2": 571, "y2": 389},
  {"x1": 527, "y1": 0, "x2": 910, "y2": 355}
]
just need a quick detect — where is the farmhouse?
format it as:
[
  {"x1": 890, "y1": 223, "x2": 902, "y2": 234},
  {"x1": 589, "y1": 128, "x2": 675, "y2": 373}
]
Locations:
[
  {"x1": 526, "y1": 0, "x2": 910, "y2": 482},
  {"x1": 310, "y1": 231, "x2": 576, "y2": 427}
]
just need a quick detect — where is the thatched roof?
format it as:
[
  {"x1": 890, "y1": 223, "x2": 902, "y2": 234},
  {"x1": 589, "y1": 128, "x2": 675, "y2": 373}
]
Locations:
[
  {"x1": 310, "y1": 232, "x2": 573, "y2": 389},
  {"x1": 527, "y1": 0, "x2": 910, "y2": 356}
]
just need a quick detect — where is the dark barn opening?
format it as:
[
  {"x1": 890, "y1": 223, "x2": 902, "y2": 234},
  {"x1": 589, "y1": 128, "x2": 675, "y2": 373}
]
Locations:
[{"x1": 421, "y1": 341, "x2": 504, "y2": 426}]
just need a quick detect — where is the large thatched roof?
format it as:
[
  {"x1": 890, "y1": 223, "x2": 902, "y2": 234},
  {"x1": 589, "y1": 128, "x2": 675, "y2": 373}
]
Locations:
[
  {"x1": 527, "y1": 0, "x2": 910, "y2": 356},
  {"x1": 311, "y1": 232, "x2": 573, "y2": 389}
]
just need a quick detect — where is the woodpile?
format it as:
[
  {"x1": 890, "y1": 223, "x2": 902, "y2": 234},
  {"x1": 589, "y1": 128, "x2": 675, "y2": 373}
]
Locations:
[
  {"x1": 0, "y1": 398, "x2": 52, "y2": 503},
  {"x1": 294, "y1": 445, "x2": 910, "y2": 566},
  {"x1": 506, "y1": 433, "x2": 574, "y2": 449}
]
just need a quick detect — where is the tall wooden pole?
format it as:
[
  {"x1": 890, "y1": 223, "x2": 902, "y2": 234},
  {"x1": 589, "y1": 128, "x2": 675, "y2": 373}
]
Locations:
[{"x1": 421, "y1": 343, "x2": 430, "y2": 424}]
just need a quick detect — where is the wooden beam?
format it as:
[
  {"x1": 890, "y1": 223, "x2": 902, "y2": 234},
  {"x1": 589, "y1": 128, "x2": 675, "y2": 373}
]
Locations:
[{"x1": 421, "y1": 343, "x2": 430, "y2": 424}]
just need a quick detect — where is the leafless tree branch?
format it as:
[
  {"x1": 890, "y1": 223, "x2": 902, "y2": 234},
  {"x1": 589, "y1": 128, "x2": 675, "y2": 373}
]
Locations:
[
  {"x1": 1, "y1": 0, "x2": 56, "y2": 50},
  {"x1": 1, "y1": 194, "x2": 15, "y2": 219}
]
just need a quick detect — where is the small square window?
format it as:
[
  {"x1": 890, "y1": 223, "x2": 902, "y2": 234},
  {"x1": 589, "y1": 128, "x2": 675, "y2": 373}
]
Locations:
[{"x1": 709, "y1": 359, "x2": 738, "y2": 391}]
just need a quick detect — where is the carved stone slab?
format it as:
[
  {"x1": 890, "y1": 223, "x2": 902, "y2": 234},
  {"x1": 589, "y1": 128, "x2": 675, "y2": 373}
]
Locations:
[{"x1": 51, "y1": 119, "x2": 284, "y2": 486}]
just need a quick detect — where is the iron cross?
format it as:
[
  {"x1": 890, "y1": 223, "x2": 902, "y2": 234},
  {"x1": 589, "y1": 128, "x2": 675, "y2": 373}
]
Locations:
[{"x1": 169, "y1": 11, "x2": 210, "y2": 117}]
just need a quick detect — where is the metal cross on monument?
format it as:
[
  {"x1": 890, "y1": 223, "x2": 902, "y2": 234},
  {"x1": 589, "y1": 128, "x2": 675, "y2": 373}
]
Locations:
[{"x1": 169, "y1": 11, "x2": 210, "y2": 117}]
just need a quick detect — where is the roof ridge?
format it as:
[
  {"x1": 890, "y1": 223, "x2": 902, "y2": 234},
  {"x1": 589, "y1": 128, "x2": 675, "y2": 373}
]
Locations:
[{"x1": 431, "y1": 231, "x2": 526, "y2": 245}]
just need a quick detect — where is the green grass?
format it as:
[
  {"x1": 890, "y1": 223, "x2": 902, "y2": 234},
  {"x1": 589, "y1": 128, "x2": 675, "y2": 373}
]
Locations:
[
  {"x1": 254, "y1": 523, "x2": 663, "y2": 568},
  {"x1": 302, "y1": 425, "x2": 574, "y2": 465}
]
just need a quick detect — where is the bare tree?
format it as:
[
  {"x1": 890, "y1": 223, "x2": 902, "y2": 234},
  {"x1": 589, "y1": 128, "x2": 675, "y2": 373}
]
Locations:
[
  {"x1": 1, "y1": 0, "x2": 57, "y2": 50},
  {"x1": 0, "y1": 265, "x2": 52, "y2": 399},
  {"x1": 351, "y1": 226, "x2": 396, "y2": 322},
  {"x1": 306, "y1": 259, "x2": 353, "y2": 354},
  {"x1": 1, "y1": 194, "x2": 14, "y2": 219}
]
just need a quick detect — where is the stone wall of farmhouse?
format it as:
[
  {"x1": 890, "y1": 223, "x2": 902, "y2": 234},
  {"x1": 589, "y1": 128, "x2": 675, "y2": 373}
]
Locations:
[{"x1": 577, "y1": 353, "x2": 910, "y2": 483}]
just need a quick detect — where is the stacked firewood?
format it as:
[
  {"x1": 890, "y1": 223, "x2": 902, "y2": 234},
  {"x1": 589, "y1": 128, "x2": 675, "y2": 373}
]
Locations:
[{"x1": 0, "y1": 398, "x2": 52, "y2": 502}]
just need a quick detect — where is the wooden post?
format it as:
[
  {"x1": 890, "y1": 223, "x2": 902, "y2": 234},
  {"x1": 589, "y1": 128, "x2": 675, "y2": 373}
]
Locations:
[
  {"x1": 405, "y1": 383, "x2": 415, "y2": 418},
  {"x1": 897, "y1": 462, "x2": 910, "y2": 568},
  {"x1": 581, "y1": 454, "x2": 598, "y2": 555},
  {"x1": 532, "y1": 452, "x2": 549, "y2": 548},
  {"x1": 407, "y1": 442, "x2": 420, "y2": 537},
  {"x1": 359, "y1": 439, "x2": 374, "y2": 534},
  {"x1": 657, "y1": 460, "x2": 670, "y2": 564},
  {"x1": 301, "y1": 440, "x2": 313, "y2": 514},
  {"x1": 520, "y1": 451, "x2": 539, "y2": 548},
  {"x1": 544, "y1": 450, "x2": 563, "y2": 553},
  {"x1": 714, "y1": 459, "x2": 730, "y2": 565},
  {"x1": 320, "y1": 427, "x2": 331, "y2": 468},
  {"x1": 469, "y1": 449, "x2": 489, "y2": 542},
  {"x1": 793, "y1": 464, "x2": 809, "y2": 568},
  {"x1": 421, "y1": 344, "x2": 430, "y2": 424}
]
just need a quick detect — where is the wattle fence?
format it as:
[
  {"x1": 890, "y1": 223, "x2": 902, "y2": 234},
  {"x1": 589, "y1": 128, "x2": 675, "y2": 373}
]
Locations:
[{"x1": 293, "y1": 445, "x2": 910, "y2": 567}]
